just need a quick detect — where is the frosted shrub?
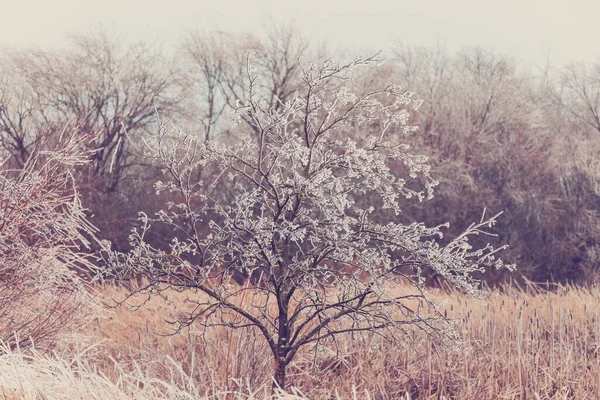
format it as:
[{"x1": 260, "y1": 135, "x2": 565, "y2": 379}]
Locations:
[{"x1": 0, "y1": 132, "x2": 99, "y2": 350}]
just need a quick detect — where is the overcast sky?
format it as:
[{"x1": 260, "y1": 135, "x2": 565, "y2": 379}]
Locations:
[{"x1": 0, "y1": 0, "x2": 598, "y2": 67}]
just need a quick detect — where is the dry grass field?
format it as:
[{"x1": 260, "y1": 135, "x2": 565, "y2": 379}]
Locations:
[{"x1": 2, "y1": 281, "x2": 600, "y2": 399}]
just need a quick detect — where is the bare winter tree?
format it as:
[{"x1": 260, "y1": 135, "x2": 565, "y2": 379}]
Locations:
[
  {"x1": 544, "y1": 62, "x2": 600, "y2": 280},
  {"x1": 0, "y1": 30, "x2": 180, "y2": 250},
  {"x1": 2, "y1": 30, "x2": 177, "y2": 192},
  {"x1": 101, "y1": 54, "x2": 513, "y2": 390},
  {"x1": 178, "y1": 23, "x2": 310, "y2": 141},
  {"x1": 556, "y1": 62, "x2": 600, "y2": 135},
  {"x1": 0, "y1": 57, "x2": 60, "y2": 168},
  {"x1": 389, "y1": 45, "x2": 586, "y2": 282}
]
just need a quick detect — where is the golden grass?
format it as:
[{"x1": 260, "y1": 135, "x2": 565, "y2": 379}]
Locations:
[
  {"x1": 5, "y1": 282, "x2": 600, "y2": 399},
  {"x1": 74, "y1": 282, "x2": 600, "y2": 399}
]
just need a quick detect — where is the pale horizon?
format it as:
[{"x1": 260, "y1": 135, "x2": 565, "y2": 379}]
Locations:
[{"x1": 0, "y1": 0, "x2": 598, "y2": 68}]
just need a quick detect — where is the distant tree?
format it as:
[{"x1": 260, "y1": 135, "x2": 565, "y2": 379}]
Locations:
[
  {"x1": 0, "y1": 30, "x2": 179, "y2": 249},
  {"x1": 178, "y1": 23, "x2": 310, "y2": 141},
  {"x1": 556, "y1": 62, "x2": 600, "y2": 135},
  {"x1": 0, "y1": 56, "x2": 61, "y2": 168},
  {"x1": 102, "y1": 53, "x2": 513, "y2": 390},
  {"x1": 389, "y1": 45, "x2": 589, "y2": 283},
  {"x1": 2, "y1": 30, "x2": 177, "y2": 192},
  {"x1": 543, "y1": 62, "x2": 600, "y2": 281}
]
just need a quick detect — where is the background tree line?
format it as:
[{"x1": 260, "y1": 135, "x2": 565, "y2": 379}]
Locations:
[{"x1": 1, "y1": 25, "x2": 598, "y2": 285}]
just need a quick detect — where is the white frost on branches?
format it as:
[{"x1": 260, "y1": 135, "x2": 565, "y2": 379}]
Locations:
[{"x1": 102, "y1": 52, "x2": 515, "y2": 388}]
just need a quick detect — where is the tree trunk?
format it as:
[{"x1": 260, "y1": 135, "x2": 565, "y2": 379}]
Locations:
[
  {"x1": 273, "y1": 357, "x2": 287, "y2": 390},
  {"x1": 274, "y1": 296, "x2": 290, "y2": 391}
]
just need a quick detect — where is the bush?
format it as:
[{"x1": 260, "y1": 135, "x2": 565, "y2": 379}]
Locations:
[{"x1": 0, "y1": 132, "x2": 99, "y2": 350}]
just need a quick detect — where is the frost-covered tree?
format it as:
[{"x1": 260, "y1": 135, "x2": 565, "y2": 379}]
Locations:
[{"x1": 102, "y1": 53, "x2": 514, "y2": 390}]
